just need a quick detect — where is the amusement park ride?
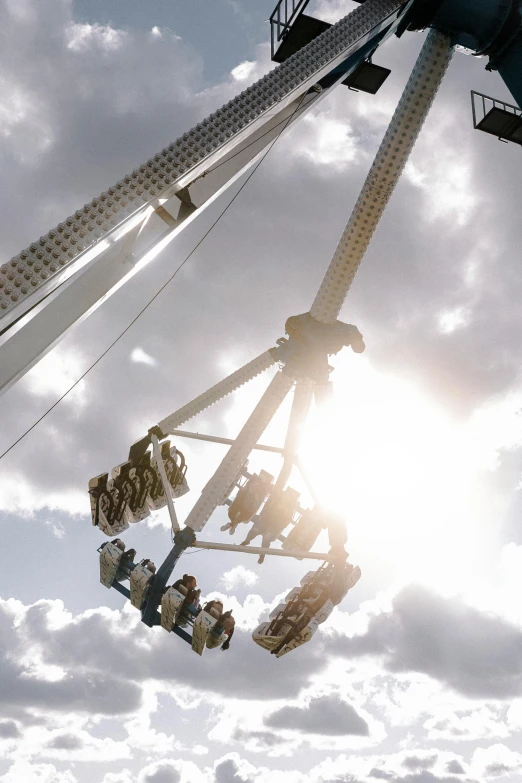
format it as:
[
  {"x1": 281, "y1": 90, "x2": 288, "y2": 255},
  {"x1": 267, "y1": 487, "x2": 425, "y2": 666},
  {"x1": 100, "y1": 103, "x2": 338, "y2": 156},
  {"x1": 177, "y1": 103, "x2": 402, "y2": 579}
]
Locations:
[{"x1": 1, "y1": 0, "x2": 522, "y2": 656}]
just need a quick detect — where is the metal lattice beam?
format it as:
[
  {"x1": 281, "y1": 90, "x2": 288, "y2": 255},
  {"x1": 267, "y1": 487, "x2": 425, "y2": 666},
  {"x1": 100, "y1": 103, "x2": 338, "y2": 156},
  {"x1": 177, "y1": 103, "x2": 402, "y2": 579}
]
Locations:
[
  {"x1": 310, "y1": 29, "x2": 454, "y2": 323},
  {"x1": 0, "y1": 0, "x2": 409, "y2": 396}
]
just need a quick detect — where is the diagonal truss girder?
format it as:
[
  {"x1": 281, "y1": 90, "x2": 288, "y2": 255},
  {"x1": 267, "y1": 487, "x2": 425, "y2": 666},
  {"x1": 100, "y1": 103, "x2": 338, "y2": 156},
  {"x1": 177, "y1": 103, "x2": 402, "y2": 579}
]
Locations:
[
  {"x1": 0, "y1": 0, "x2": 410, "y2": 396},
  {"x1": 311, "y1": 29, "x2": 454, "y2": 323}
]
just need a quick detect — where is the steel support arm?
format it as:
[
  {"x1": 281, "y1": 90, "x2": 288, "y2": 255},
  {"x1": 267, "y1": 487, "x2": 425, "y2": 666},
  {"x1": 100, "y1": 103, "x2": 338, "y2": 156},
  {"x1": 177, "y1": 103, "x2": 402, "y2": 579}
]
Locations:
[
  {"x1": 151, "y1": 433, "x2": 180, "y2": 533},
  {"x1": 192, "y1": 539, "x2": 333, "y2": 561},
  {"x1": 158, "y1": 350, "x2": 277, "y2": 433},
  {"x1": 183, "y1": 371, "x2": 294, "y2": 533},
  {"x1": 310, "y1": 29, "x2": 454, "y2": 323},
  {"x1": 274, "y1": 378, "x2": 314, "y2": 491},
  {"x1": 0, "y1": 0, "x2": 410, "y2": 396},
  {"x1": 169, "y1": 429, "x2": 284, "y2": 454}
]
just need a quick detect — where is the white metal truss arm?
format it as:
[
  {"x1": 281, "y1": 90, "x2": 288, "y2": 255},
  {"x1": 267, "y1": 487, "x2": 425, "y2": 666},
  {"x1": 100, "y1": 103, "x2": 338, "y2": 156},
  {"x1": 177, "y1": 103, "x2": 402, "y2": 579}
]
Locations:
[
  {"x1": 158, "y1": 350, "x2": 276, "y2": 434},
  {"x1": 191, "y1": 539, "x2": 334, "y2": 561},
  {"x1": 0, "y1": 0, "x2": 409, "y2": 396},
  {"x1": 184, "y1": 371, "x2": 294, "y2": 533},
  {"x1": 275, "y1": 378, "x2": 314, "y2": 491},
  {"x1": 151, "y1": 433, "x2": 180, "y2": 534},
  {"x1": 310, "y1": 29, "x2": 454, "y2": 324}
]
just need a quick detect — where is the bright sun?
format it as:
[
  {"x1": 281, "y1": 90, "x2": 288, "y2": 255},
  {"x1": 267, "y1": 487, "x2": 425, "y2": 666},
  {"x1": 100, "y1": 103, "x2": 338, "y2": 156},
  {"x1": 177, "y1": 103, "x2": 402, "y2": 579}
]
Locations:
[{"x1": 298, "y1": 355, "x2": 506, "y2": 594}]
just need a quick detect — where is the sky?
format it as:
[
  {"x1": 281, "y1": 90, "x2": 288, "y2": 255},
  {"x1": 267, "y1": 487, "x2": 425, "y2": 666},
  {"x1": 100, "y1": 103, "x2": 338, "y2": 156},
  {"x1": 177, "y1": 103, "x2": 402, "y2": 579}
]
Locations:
[{"x1": 1, "y1": 0, "x2": 522, "y2": 781}]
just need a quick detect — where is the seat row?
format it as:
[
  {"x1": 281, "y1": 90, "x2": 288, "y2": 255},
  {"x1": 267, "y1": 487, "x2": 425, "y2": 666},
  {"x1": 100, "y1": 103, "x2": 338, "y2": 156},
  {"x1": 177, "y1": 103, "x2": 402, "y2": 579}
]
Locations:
[
  {"x1": 222, "y1": 470, "x2": 348, "y2": 561},
  {"x1": 98, "y1": 541, "x2": 235, "y2": 656},
  {"x1": 253, "y1": 559, "x2": 361, "y2": 657},
  {"x1": 89, "y1": 441, "x2": 189, "y2": 536}
]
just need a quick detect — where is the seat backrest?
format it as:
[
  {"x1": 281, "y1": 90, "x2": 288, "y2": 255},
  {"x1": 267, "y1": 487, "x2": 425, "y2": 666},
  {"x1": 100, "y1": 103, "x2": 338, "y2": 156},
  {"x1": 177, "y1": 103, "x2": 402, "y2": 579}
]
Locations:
[
  {"x1": 178, "y1": 585, "x2": 188, "y2": 596},
  {"x1": 209, "y1": 607, "x2": 221, "y2": 619}
]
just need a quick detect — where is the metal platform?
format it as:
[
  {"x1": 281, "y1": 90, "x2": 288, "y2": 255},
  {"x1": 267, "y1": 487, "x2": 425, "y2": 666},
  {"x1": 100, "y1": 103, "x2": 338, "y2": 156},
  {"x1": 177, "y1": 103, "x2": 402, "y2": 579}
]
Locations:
[
  {"x1": 343, "y1": 60, "x2": 391, "y2": 93},
  {"x1": 471, "y1": 90, "x2": 522, "y2": 145},
  {"x1": 270, "y1": 0, "x2": 367, "y2": 63},
  {"x1": 270, "y1": 0, "x2": 329, "y2": 62},
  {"x1": 270, "y1": 0, "x2": 390, "y2": 94}
]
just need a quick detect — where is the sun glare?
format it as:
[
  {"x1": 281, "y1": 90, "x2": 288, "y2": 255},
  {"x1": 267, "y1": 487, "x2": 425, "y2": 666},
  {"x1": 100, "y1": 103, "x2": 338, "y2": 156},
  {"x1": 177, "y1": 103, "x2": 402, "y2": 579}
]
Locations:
[{"x1": 299, "y1": 356, "x2": 503, "y2": 594}]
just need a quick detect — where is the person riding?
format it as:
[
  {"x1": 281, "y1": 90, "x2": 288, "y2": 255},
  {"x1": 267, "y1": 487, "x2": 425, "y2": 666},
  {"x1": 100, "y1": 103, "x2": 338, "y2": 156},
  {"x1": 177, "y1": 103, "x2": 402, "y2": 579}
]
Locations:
[
  {"x1": 172, "y1": 574, "x2": 197, "y2": 592},
  {"x1": 240, "y1": 486, "x2": 300, "y2": 563},
  {"x1": 221, "y1": 472, "x2": 272, "y2": 535},
  {"x1": 219, "y1": 611, "x2": 235, "y2": 651},
  {"x1": 140, "y1": 558, "x2": 156, "y2": 574},
  {"x1": 203, "y1": 599, "x2": 224, "y2": 616}
]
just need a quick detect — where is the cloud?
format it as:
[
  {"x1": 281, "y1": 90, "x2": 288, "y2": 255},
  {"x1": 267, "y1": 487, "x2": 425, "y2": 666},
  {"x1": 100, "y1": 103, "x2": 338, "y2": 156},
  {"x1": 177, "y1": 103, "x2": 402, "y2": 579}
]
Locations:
[
  {"x1": 231, "y1": 61, "x2": 256, "y2": 82},
  {"x1": 220, "y1": 565, "x2": 259, "y2": 590},
  {"x1": 265, "y1": 695, "x2": 369, "y2": 737},
  {"x1": 392, "y1": 775, "x2": 468, "y2": 783},
  {"x1": 0, "y1": 599, "x2": 142, "y2": 721},
  {"x1": 0, "y1": 760, "x2": 78, "y2": 783},
  {"x1": 65, "y1": 22, "x2": 127, "y2": 53},
  {"x1": 131, "y1": 347, "x2": 157, "y2": 367},
  {"x1": 369, "y1": 770, "x2": 393, "y2": 780},
  {"x1": 471, "y1": 744, "x2": 522, "y2": 779},
  {"x1": 46, "y1": 733, "x2": 83, "y2": 750},
  {"x1": 445, "y1": 761, "x2": 465, "y2": 775},
  {"x1": 1, "y1": 596, "x2": 325, "y2": 709},
  {"x1": 328, "y1": 585, "x2": 522, "y2": 699},
  {"x1": 402, "y1": 756, "x2": 437, "y2": 771},
  {"x1": 214, "y1": 757, "x2": 253, "y2": 783},
  {"x1": 138, "y1": 761, "x2": 181, "y2": 783},
  {"x1": 0, "y1": 720, "x2": 20, "y2": 739},
  {"x1": 101, "y1": 773, "x2": 133, "y2": 783}
]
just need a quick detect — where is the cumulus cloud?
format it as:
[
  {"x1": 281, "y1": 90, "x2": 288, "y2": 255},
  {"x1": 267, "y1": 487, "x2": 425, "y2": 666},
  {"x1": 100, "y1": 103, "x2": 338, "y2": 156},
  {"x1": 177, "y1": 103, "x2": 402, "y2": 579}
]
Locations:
[
  {"x1": 472, "y1": 744, "x2": 522, "y2": 779},
  {"x1": 219, "y1": 565, "x2": 259, "y2": 591},
  {"x1": 265, "y1": 695, "x2": 369, "y2": 737},
  {"x1": 0, "y1": 596, "x2": 325, "y2": 709},
  {"x1": 65, "y1": 22, "x2": 127, "y2": 53},
  {"x1": 0, "y1": 720, "x2": 20, "y2": 738},
  {"x1": 131, "y1": 347, "x2": 158, "y2": 367},
  {"x1": 0, "y1": 760, "x2": 78, "y2": 783},
  {"x1": 328, "y1": 585, "x2": 522, "y2": 699},
  {"x1": 445, "y1": 760, "x2": 465, "y2": 775},
  {"x1": 0, "y1": 598, "x2": 142, "y2": 721},
  {"x1": 214, "y1": 757, "x2": 254, "y2": 783},
  {"x1": 138, "y1": 761, "x2": 181, "y2": 783}
]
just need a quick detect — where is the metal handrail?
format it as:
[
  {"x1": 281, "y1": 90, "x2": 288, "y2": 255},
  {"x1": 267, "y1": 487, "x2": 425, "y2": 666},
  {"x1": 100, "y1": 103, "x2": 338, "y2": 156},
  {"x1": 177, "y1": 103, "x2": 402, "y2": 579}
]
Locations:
[
  {"x1": 270, "y1": 0, "x2": 312, "y2": 58},
  {"x1": 471, "y1": 89, "x2": 522, "y2": 128}
]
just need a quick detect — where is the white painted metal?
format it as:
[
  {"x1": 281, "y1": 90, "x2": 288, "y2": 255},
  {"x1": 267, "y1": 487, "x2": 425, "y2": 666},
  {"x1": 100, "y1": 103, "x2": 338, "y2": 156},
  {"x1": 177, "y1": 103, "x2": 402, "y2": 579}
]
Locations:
[
  {"x1": 311, "y1": 29, "x2": 454, "y2": 323},
  {"x1": 168, "y1": 429, "x2": 284, "y2": 454},
  {"x1": 294, "y1": 455, "x2": 320, "y2": 505},
  {"x1": 191, "y1": 539, "x2": 334, "y2": 561},
  {"x1": 252, "y1": 564, "x2": 361, "y2": 656},
  {"x1": 161, "y1": 586, "x2": 186, "y2": 631},
  {"x1": 274, "y1": 378, "x2": 314, "y2": 491},
  {"x1": 99, "y1": 542, "x2": 124, "y2": 588},
  {"x1": 184, "y1": 371, "x2": 294, "y2": 533},
  {"x1": 159, "y1": 350, "x2": 277, "y2": 433},
  {"x1": 130, "y1": 563, "x2": 155, "y2": 609},
  {"x1": 191, "y1": 610, "x2": 218, "y2": 655},
  {"x1": 0, "y1": 0, "x2": 409, "y2": 396},
  {"x1": 151, "y1": 434, "x2": 180, "y2": 533}
]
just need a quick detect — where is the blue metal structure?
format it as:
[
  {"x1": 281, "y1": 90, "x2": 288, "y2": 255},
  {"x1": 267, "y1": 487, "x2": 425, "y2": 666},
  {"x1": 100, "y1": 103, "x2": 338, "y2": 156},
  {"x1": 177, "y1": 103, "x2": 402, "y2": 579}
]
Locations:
[{"x1": 409, "y1": 0, "x2": 522, "y2": 105}]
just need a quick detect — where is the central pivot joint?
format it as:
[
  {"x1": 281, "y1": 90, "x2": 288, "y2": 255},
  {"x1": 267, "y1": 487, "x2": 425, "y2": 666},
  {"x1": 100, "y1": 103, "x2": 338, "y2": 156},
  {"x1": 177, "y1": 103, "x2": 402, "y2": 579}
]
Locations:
[{"x1": 271, "y1": 312, "x2": 365, "y2": 383}]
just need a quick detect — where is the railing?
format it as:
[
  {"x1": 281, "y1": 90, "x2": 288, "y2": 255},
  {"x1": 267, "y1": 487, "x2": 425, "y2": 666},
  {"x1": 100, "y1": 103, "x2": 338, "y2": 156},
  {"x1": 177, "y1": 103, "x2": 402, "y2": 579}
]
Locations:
[
  {"x1": 471, "y1": 90, "x2": 522, "y2": 128},
  {"x1": 270, "y1": 0, "x2": 311, "y2": 59}
]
